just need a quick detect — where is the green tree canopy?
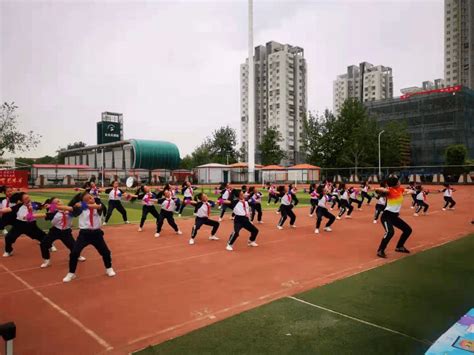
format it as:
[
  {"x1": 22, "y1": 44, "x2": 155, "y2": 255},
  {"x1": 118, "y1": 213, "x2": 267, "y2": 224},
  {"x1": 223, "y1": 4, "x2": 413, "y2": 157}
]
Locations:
[
  {"x1": 259, "y1": 127, "x2": 285, "y2": 165},
  {"x1": 0, "y1": 102, "x2": 41, "y2": 157}
]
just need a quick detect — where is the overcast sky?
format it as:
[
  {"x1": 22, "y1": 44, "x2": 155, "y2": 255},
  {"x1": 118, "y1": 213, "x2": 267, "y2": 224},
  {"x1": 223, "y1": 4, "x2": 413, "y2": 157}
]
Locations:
[{"x1": 1, "y1": 0, "x2": 444, "y2": 158}]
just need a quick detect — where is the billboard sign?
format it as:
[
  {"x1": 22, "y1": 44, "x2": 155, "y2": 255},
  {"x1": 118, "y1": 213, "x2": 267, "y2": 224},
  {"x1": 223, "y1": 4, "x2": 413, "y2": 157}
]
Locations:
[{"x1": 0, "y1": 170, "x2": 29, "y2": 188}]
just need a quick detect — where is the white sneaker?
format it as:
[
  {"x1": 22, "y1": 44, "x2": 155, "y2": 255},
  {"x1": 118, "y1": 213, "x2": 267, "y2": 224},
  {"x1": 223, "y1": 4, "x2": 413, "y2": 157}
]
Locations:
[
  {"x1": 209, "y1": 235, "x2": 219, "y2": 241},
  {"x1": 226, "y1": 244, "x2": 233, "y2": 251},
  {"x1": 189, "y1": 238, "x2": 195, "y2": 245},
  {"x1": 40, "y1": 259, "x2": 51, "y2": 268},
  {"x1": 218, "y1": 217, "x2": 223, "y2": 222},
  {"x1": 442, "y1": 208, "x2": 446, "y2": 211},
  {"x1": 2, "y1": 251, "x2": 12, "y2": 257},
  {"x1": 309, "y1": 214, "x2": 313, "y2": 217},
  {"x1": 358, "y1": 208, "x2": 363, "y2": 211},
  {"x1": 78, "y1": 256, "x2": 86, "y2": 262},
  {"x1": 176, "y1": 230, "x2": 183, "y2": 235},
  {"x1": 324, "y1": 227, "x2": 332, "y2": 232},
  {"x1": 449, "y1": 207, "x2": 455, "y2": 210},
  {"x1": 230, "y1": 216, "x2": 234, "y2": 220},
  {"x1": 258, "y1": 221, "x2": 263, "y2": 224},
  {"x1": 336, "y1": 216, "x2": 341, "y2": 220},
  {"x1": 125, "y1": 221, "x2": 130, "y2": 224},
  {"x1": 373, "y1": 220, "x2": 377, "y2": 224},
  {"x1": 138, "y1": 227, "x2": 143, "y2": 232},
  {"x1": 154, "y1": 233, "x2": 160, "y2": 238},
  {"x1": 413, "y1": 213, "x2": 419, "y2": 217},
  {"x1": 50, "y1": 245, "x2": 58, "y2": 252},
  {"x1": 178, "y1": 214, "x2": 182, "y2": 217},
  {"x1": 291, "y1": 224, "x2": 296, "y2": 228},
  {"x1": 102, "y1": 222, "x2": 107, "y2": 226},
  {"x1": 410, "y1": 206, "x2": 414, "y2": 209},
  {"x1": 248, "y1": 241, "x2": 258, "y2": 247},
  {"x1": 63, "y1": 273, "x2": 76, "y2": 283},
  {"x1": 345, "y1": 215, "x2": 352, "y2": 219},
  {"x1": 315, "y1": 229, "x2": 320, "y2": 234},
  {"x1": 275, "y1": 211, "x2": 280, "y2": 214},
  {"x1": 277, "y1": 225, "x2": 283, "y2": 230},
  {"x1": 2, "y1": 229, "x2": 7, "y2": 235},
  {"x1": 105, "y1": 268, "x2": 116, "y2": 277}
]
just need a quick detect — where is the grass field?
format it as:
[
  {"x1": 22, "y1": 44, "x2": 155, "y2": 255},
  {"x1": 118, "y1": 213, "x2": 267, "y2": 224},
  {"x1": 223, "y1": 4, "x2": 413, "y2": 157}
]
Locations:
[{"x1": 138, "y1": 234, "x2": 474, "y2": 355}]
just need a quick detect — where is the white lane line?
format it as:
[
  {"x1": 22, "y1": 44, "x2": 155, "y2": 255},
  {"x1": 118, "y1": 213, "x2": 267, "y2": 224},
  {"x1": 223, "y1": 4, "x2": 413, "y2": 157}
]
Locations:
[
  {"x1": 287, "y1": 296, "x2": 432, "y2": 345},
  {"x1": 0, "y1": 264, "x2": 113, "y2": 351}
]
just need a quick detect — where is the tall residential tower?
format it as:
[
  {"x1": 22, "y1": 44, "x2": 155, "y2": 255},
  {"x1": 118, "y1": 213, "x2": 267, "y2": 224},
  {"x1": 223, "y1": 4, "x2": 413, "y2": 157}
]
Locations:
[
  {"x1": 333, "y1": 62, "x2": 393, "y2": 114},
  {"x1": 240, "y1": 41, "x2": 307, "y2": 166}
]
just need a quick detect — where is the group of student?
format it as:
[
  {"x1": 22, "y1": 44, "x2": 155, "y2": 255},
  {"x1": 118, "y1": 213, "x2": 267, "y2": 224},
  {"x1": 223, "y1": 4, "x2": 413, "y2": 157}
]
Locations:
[{"x1": 0, "y1": 178, "x2": 458, "y2": 283}]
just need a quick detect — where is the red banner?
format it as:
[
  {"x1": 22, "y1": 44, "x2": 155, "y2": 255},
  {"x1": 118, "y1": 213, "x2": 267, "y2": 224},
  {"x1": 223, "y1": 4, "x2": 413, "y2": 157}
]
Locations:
[
  {"x1": 401, "y1": 85, "x2": 462, "y2": 100},
  {"x1": 0, "y1": 170, "x2": 29, "y2": 189}
]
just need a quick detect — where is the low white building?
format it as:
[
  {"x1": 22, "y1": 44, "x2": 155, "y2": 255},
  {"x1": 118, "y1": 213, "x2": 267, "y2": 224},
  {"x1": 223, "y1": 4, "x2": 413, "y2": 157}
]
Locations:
[
  {"x1": 287, "y1": 164, "x2": 321, "y2": 183},
  {"x1": 261, "y1": 165, "x2": 287, "y2": 183},
  {"x1": 31, "y1": 164, "x2": 90, "y2": 186},
  {"x1": 195, "y1": 163, "x2": 229, "y2": 184}
]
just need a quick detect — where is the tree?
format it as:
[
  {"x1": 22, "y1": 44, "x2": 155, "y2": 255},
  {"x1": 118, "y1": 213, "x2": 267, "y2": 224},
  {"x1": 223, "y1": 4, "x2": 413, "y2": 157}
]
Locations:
[
  {"x1": 445, "y1": 144, "x2": 467, "y2": 165},
  {"x1": 208, "y1": 126, "x2": 238, "y2": 164},
  {"x1": 36, "y1": 155, "x2": 59, "y2": 164},
  {"x1": 379, "y1": 121, "x2": 411, "y2": 167},
  {"x1": 179, "y1": 155, "x2": 194, "y2": 170},
  {"x1": 337, "y1": 99, "x2": 377, "y2": 174},
  {"x1": 259, "y1": 127, "x2": 285, "y2": 165},
  {"x1": 0, "y1": 102, "x2": 41, "y2": 157},
  {"x1": 444, "y1": 144, "x2": 468, "y2": 176}
]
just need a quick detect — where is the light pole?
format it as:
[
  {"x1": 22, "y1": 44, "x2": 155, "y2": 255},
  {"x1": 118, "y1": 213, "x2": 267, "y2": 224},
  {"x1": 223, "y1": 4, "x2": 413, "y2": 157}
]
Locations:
[
  {"x1": 247, "y1": 0, "x2": 255, "y2": 183},
  {"x1": 378, "y1": 130, "x2": 385, "y2": 178}
]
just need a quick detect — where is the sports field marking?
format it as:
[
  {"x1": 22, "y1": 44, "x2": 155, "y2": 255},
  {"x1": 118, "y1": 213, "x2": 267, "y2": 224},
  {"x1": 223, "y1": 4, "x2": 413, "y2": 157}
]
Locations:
[
  {"x1": 0, "y1": 264, "x2": 113, "y2": 351},
  {"x1": 287, "y1": 296, "x2": 432, "y2": 346}
]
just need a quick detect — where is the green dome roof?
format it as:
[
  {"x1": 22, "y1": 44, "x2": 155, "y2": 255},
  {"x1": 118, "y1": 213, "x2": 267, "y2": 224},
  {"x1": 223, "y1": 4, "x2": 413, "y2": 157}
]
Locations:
[{"x1": 130, "y1": 139, "x2": 180, "y2": 170}]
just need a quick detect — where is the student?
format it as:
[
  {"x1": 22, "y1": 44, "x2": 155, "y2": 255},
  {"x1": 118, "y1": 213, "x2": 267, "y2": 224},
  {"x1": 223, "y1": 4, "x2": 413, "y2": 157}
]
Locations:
[
  {"x1": 407, "y1": 182, "x2": 417, "y2": 209},
  {"x1": 104, "y1": 180, "x2": 129, "y2": 225},
  {"x1": 349, "y1": 187, "x2": 363, "y2": 210},
  {"x1": 314, "y1": 185, "x2": 336, "y2": 234},
  {"x1": 130, "y1": 186, "x2": 159, "y2": 232},
  {"x1": 178, "y1": 181, "x2": 195, "y2": 217},
  {"x1": 62, "y1": 192, "x2": 116, "y2": 282},
  {"x1": 360, "y1": 181, "x2": 373, "y2": 205},
  {"x1": 248, "y1": 186, "x2": 263, "y2": 223},
  {"x1": 2, "y1": 192, "x2": 47, "y2": 258},
  {"x1": 267, "y1": 184, "x2": 280, "y2": 205},
  {"x1": 289, "y1": 184, "x2": 299, "y2": 206},
  {"x1": 373, "y1": 182, "x2": 387, "y2": 224},
  {"x1": 224, "y1": 190, "x2": 259, "y2": 251},
  {"x1": 330, "y1": 185, "x2": 341, "y2": 210},
  {"x1": 376, "y1": 176, "x2": 413, "y2": 258},
  {"x1": 39, "y1": 197, "x2": 86, "y2": 268},
  {"x1": 218, "y1": 183, "x2": 234, "y2": 222},
  {"x1": 155, "y1": 190, "x2": 183, "y2": 238},
  {"x1": 277, "y1": 186, "x2": 297, "y2": 229},
  {"x1": 75, "y1": 181, "x2": 107, "y2": 216},
  {"x1": 441, "y1": 183, "x2": 456, "y2": 210},
  {"x1": 413, "y1": 185, "x2": 430, "y2": 216},
  {"x1": 0, "y1": 186, "x2": 16, "y2": 236},
  {"x1": 308, "y1": 183, "x2": 319, "y2": 217},
  {"x1": 337, "y1": 184, "x2": 354, "y2": 219},
  {"x1": 189, "y1": 193, "x2": 220, "y2": 245}
]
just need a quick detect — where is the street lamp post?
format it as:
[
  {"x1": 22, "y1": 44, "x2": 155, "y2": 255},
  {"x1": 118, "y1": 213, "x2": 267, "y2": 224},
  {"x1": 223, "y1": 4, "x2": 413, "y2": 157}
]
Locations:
[{"x1": 378, "y1": 130, "x2": 385, "y2": 178}]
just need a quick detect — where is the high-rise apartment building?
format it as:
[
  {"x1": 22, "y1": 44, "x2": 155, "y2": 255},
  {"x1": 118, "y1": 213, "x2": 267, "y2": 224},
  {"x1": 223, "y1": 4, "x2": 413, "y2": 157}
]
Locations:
[
  {"x1": 333, "y1": 62, "x2": 393, "y2": 114},
  {"x1": 444, "y1": 0, "x2": 474, "y2": 89},
  {"x1": 240, "y1": 41, "x2": 307, "y2": 166}
]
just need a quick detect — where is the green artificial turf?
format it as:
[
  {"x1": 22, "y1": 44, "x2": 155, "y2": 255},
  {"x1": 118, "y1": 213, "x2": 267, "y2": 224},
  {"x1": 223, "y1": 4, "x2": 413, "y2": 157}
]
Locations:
[{"x1": 137, "y1": 234, "x2": 474, "y2": 355}]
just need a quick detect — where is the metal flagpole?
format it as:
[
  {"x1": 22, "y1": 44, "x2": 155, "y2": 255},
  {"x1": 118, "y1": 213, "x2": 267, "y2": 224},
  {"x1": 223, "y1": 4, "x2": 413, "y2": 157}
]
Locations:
[{"x1": 247, "y1": 0, "x2": 255, "y2": 183}]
